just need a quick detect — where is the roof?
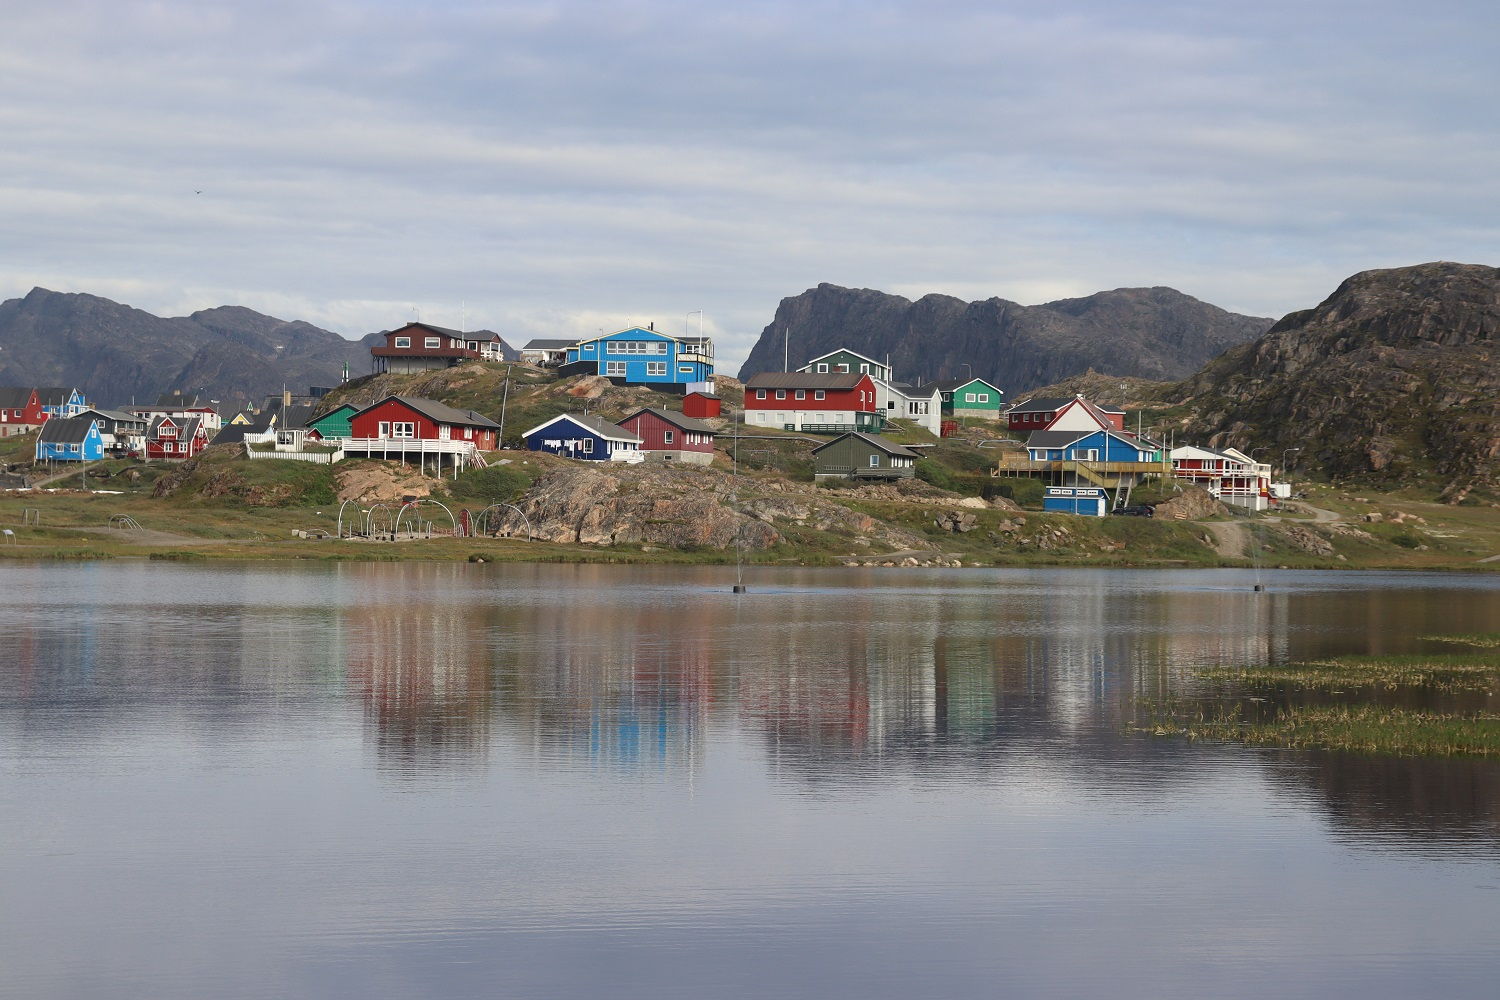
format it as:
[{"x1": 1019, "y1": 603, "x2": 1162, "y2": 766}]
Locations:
[
  {"x1": 522, "y1": 412, "x2": 643, "y2": 443},
  {"x1": 36, "y1": 387, "x2": 79, "y2": 405},
  {"x1": 1007, "y1": 396, "x2": 1074, "y2": 414},
  {"x1": 801, "y1": 346, "x2": 884, "y2": 370},
  {"x1": 1028, "y1": 427, "x2": 1162, "y2": 451},
  {"x1": 154, "y1": 391, "x2": 202, "y2": 407},
  {"x1": 812, "y1": 431, "x2": 920, "y2": 458},
  {"x1": 0, "y1": 387, "x2": 36, "y2": 408},
  {"x1": 360, "y1": 395, "x2": 501, "y2": 429},
  {"x1": 620, "y1": 407, "x2": 718, "y2": 435},
  {"x1": 308, "y1": 403, "x2": 359, "y2": 420},
  {"x1": 210, "y1": 424, "x2": 252, "y2": 445},
  {"x1": 36, "y1": 416, "x2": 98, "y2": 444},
  {"x1": 574, "y1": 326, "x2": 682, "y2": 347},
  {"x1": 149, "y1": 415, "x2": 203, "y2": 439},
  {"x1": 78, "y1": 407, "x2": 145, "y2": 425},
  {"x1": 930, "y1": 376, "x2": 1003, "y2": 394},
  {"x1": 522, "y1": 338, "x2": 577, "y2": 350},
  {"x1": 266, "y1": 401, "x2": 318, "y2": 430},
  {"x1": 744, "y1": 372, "x2": 867, "y2": 390},
  {"x1": 388, "y1": 321, "x2": 468, "y2": 338}
]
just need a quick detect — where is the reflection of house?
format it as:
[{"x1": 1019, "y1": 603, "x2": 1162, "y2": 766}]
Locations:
[
  {"x1": 743, "y1": 372, "x2": 880, "y2": 433},
  {"x1": 812, "y1": 432, "x2": 919, "y2": 481},
  {"x1": 523, "y1": 413, "x2": 644, "y2": 462},
  {"x1": 1171, "y1": 445, "x2": 1273, "y2": 511},
  {"x1": 617, "y1": 408, "x2": 717, "y2": 464},
  {"x1": 35, "y1": 416, "x2": 103, "y2": 462},
  {"x1": 146, "y1": 415, "x2": 208, "y2": 460},
  {"x1": 561, "y1": 326, "x2": 714, "y2": 392}
]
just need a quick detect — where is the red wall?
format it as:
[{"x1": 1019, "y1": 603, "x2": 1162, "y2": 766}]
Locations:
[
  {"x1": 744, "y1": 374, "x2": 877, "y2": 413},
  {"x1": 1, "y1": 390, "x2": 45, "y2": 427},
  {"x1": 682, "y1": 393, "x2": 721, "y2": 418},
  {"x1": 618, "y1": 412, "x2": 715, "y2": 453},
  {"x1": 350, "y1": 399, "x2": 496, "y2": 449}
]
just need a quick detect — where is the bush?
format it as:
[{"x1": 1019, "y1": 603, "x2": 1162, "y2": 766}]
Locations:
[{"x1": 442, "y1": 464, "x2": 533, "y2": 503}]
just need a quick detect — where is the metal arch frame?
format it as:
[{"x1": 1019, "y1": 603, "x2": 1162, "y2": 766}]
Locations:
[
  {"x1": 394, "y1": 498, "x2": 458, "y2": 538},
  {"x1": 336, "y1": 498, "x2": 360, "y2": 538},
  {"x1": 107, "y1": 514, "x2": 142, "y2": 530},
  {"x1": 364, "y1": 502, "x2": 397, "y2": 536},
  {"x1": 473, "y1": 502, "x2": 532, "y2": 541}
]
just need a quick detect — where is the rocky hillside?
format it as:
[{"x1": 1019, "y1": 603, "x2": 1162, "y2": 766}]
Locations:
[
  {"x1": 1175, "y1": 262, "x2": 1500, "y2": 500},
  {"x1": 0, "y1": 288, "x2": 514, "y2": 410},
  {"x1": 739, "y1": 283, "x2": 1271, "y2": 395}
]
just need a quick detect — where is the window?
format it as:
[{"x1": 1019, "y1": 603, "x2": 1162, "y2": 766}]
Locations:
[
  {"x1": 467, "y1": 341, "x2": 479, "y2": 351},
  {"x1": 422, "y1": 336, "x2": 440, "y2": 349},
  {"x1": 679, "y1": 366, "x2": 694, "y2": 374},
  {"x1": 394, "y1": 336, "x2": 411, "y2": 348},
  {"x1": 814, "y1": 390, "x2": 825, "y2": 400},
  {"x1": 646, "y1": 362, "x2": 667, "y2": 376},
  {"x1": 860, "y1": 364, "x2": 869, "y2": 373},
  {"x1": 606, "y1": 361, "x2": 627, "y2": 376},
  {"x1": 817, "y1": 363, "x2": 828, "y2": 373},
  {"x1": 438, "y1": 425, "x2": 451, "y2": 440},
  {"x1": 392, "y1": 422, "x2": 415, "y2": 438},
  {"x1": 755, "y1": 389, "x2": 767, "y2": 400},
  {"x1": 869, "y1": 454, "x2": 880, "y2": 467},
  {"x1": 378, "y1": 421, "x2": 391, "y2": 437},
  {"x1": 965, "y1": 393, "x2": 976, "y2": 402},
  {"x1": 664, "y1": 430, "x2": 674, "y2": 444},
  {"x1": 582, "y1": 438, "x2": 594, "y2": 454},
  {"x1": 836, "y1": 364, "x2": 849, "y2": 372},
  {"x1": 775, "y1": 390, "x2": 787, "y2": 400},
  {"x1": 795, "y1": 390, "x2": 806, "y2": 400}
]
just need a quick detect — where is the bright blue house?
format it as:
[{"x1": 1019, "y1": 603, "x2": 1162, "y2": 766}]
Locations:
[
  {"x1": 522, "y1": 413, "x2": 644, "y2": 462},
  {"x1": 35, "y1": 416, "x2": 104, "y2": 462},
  {"x1": 37, "y1": 387, "x2": 90, "y2": 419},
  {"x1": 560, "y1": 326, "x2": 713, "y2": 393},
  {"x1": 1025, "y1": 428, "x2": 1161, "y2": 464}
]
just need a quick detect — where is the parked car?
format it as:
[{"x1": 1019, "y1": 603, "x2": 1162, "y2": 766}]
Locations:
[{"x1": 1111, "y1": 504, "x2": 1155, "y2": 517}]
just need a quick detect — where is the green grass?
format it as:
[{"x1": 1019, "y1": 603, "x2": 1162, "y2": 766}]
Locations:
[
  {"x1": 1201, "y1": 653, "x2": 1500, "y2": 692},
  {"x1": 1420, "y1": 632, "x2": 1500, "y2": 648},
  {"x1": 1150, "y1": 704, "x2": 1500, "y2": 757}
]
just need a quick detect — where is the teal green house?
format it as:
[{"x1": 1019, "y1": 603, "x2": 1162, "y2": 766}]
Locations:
[
  {"x1": 932, "y1": 377, "x2": 1004, "y2": 421},
  {"x1": 307, "y1": 404, "x2": 359, "y2": 441}
]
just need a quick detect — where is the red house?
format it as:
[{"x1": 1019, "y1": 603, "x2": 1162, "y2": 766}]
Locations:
[
  {"x1": 370, "y1": 322, "x2": 512, "y2": 374},
  {"x1": 682, "y1": 391, "x2": 722, "y2": 419},
  {"x1": 344, "y1": 396, "x2": 501, "y2": 475},
  {"x1": 617, "y1": 408, "x2": 718, "y2": 465},
  {"x1": 742, "y1": 372, "x2": 880, "y2": 433},
  {"x1": 0, "y1": 388, "x2": 46, "y2": 437},
  {"x1": 1005, "y1": 395, "x2": 1124, "y2": 433},
  {"x1": 146, "y1": 415, "x2": 208, "y2": 460}
]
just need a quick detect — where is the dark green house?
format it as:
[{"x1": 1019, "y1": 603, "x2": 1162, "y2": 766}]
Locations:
[
  {"x1": 307, "y1": 403, "x2": 359, "y2": 441},
  {"x1": 812, "y1": 432, "x2": 919, "y2": 482},
  {"x1": 932, "y1": 377, "x2": 1004, "y2": 421}
]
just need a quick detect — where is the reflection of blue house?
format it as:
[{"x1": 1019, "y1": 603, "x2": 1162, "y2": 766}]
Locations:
[
  {"x1": 35, "y1": 416, "x2": 104, "y2": 462},
  {"x1": 522, "y1": 413, "x2": 643, "y2": 462},
  {"x1": 560, "y1": 326, "x2": 714, "y2": 393}
]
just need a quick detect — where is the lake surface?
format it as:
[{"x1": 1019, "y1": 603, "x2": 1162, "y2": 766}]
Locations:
[{"x1": 2, "y1": 561, "x2": 1498, "y2": 1000}]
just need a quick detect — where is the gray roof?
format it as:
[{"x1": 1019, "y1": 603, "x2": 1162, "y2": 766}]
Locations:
[
  {"x1": 36, "y1": 387, "x2": 78, "y2": 406},
  {"x1": 37, "y1": 416, "x2": 98, "y2": 444},
  {"x1": 522, "y1": 338, "x2": 577, "y2": 350},
  {"x1": 149, "y1": 415, "x2": 203, "y2": 439},
  {"x1": 812, "y1": 431, "x2": 920, "y2": 458},
  {"x1": 155, "y1": 391, "x2": 203, "y2": 407},
  {"x1": 931, "y1": 377, "x2": 1002, "y2": 394},
  {"x1": 0, "y1": 387, "x2": 35, "y2": 408},
  {"x1": 375, "y1": 395, "x2": 501, "y2": 430},
  {"x1": 77, "y1": 407, "x2": 146, "y2": 429},
  {"x1": 620, "y1": 407, "x2": 717, "y2": 435},
  {"x1": 525, "y1": 412, "x2": 642, "y2": 443},
  {"x1": 744, "y1": 372, "x2": 867, "y2": 390},
  {"x1": 1025, "y1": 429, "x2": 1090, "y2": 449},
  {"x1": 1008, "y1": 396, "x2": 1074, "y2": 414},
  {"x1": 210, "y1": 424, "x2": 252, "y2": 445}
]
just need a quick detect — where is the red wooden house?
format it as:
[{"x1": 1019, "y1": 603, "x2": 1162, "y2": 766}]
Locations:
[
  {"x1": 617, "y1": 407, "x2": 718, "y2": 465},
  {"x1": 369, "y1": 322, "x2": 512, "y2": 374},
  {"x1": 0, "y1": 387, "x2": 46, "y2": 437},
  {"x1": 1005, "y1": 395, "x2": 1125, "y2": 433},
  {"x1": 344, "y1": 396, "x2": 500, "y2": 475},
  {"x1": 742, "y1": 372, "x2": 880, "y2": 433},
  {"x1": 146, "y1": 415, "x2": 209, "y2": 460}
]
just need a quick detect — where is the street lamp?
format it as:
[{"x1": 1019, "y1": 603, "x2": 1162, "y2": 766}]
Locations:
[{"x1": 1282, "y1": 447, "x2": 1301, "y2": 478}]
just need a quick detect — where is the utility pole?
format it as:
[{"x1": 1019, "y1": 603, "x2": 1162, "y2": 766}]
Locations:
[{"x1": 498, "y1": 364, "x2": 513, "y2": 448}]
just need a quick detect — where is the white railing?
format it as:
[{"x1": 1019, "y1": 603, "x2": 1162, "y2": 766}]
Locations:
[
  {"x1": 341, "y1": 437, "x2": 479, "y2": 456},
  {"x1": 246, "y1": 449, "x2": 336, "y2": 464}
]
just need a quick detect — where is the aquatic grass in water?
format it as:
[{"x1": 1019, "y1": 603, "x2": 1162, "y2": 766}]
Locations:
[
  {"x1": 1142, "y1": 635, "x2": 1500, "y2": 757},
  {"x1": 1420, "y1": 632, "x2": 1500, "y2": 648}
]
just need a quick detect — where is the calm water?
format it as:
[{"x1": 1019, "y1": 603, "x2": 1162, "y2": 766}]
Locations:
[{"x1": 2, "y1": 561, "x2": 1498, "y2": 1000}]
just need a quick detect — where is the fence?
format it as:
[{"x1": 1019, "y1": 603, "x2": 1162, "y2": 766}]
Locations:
[{"x1": 245, "y1": 449, "x2": 337, "y2": 464}]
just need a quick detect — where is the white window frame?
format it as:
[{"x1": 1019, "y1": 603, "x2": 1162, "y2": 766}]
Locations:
[
  {"x1": 664, "y1": 430, "x2": 674, "y2": 445},
  {"x1": 392, "y1": 422, "x2": 416, "y2": 439},
  {"x1": 817, "y1": 363, "x2": 828, "y2": 373},
  {"x1": 393, "y1": 336, "x2": 411, "y2": 348},
  {"x1": 868, "y1": 454, "x2": 880, "y2": 468},
  {"x1": 755, "y1": 389, "x2": 767, "y2": 400},
  {"x1": 605, "y1": 360, "x2": 627, "y2": 376},
  {"x1": 775, "y1": 390, "x2": 787, "y2": 400},
  {"x1": 965, "y1": 392, "x2": 977, "y2": 402},
  {"x1": 795, "y1": 390, "x2": 806, "y2": 400},
  {"x1": 378, "y1": 421, "x2": 391, "y2": 437},
  {"x1": 815, "y1": 390, "x2": 826, "y2": 400},
  {"x1": 646, "y1": 362, "x2": 667, "y2": 376},
  {"x1": 424, "y1": 336, "x2": 441, "y2": 348},
  {"x1": 582, "y1": 438, "x2": 594, "y2": 454},
  {"x1": 679, "y1": 366, "x2": 694, "y2": 374},
  {"x1": 438, "y1": 425, "x2": 451, "y2": 440}
]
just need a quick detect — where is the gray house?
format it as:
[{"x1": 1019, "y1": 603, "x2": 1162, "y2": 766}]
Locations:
[{"x1": 812, "y1": 432, "x2": 919, "y2": 482}]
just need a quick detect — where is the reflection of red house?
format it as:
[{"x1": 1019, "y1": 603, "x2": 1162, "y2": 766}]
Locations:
[
  {"x1": 146, "y1": 415, "x2": 208, "y2": 460},
  {"x1": 349, "y1": 396, "x2": 499, "y2": 447},
  {"x1": 0, "y1": 387, "x2": 46, "y2": 436}
]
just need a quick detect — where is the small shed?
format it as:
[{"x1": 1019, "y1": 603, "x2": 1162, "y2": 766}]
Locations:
[
  {"x1": 811, "y1": 432, "x2": 919, "y2": 482},
  {"x1": 1044, "y1": 486, "x2": 1108, "y2": 517},
  {"x1": 682, "y1": 391, "x2": 722, "y2": 419}
]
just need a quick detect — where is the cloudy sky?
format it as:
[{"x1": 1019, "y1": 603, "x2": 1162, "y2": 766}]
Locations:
[{"x1": 3, "y1": 0, "x2": 1495, "y2": 371}]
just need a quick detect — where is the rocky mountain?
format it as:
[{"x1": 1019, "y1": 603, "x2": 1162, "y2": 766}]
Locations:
[
  {"x1": 738, "y1": 283, "x2": 1272, "y2": 394},
  {"x1": 1175, "y1": 262, "x2": 1499, "y2": 500},
  {"x1": 0, "y1": 287, "x2": 514, "y2": 410}
]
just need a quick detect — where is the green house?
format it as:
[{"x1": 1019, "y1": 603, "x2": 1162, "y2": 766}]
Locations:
[
  {"x1": 797, "y1": 347, "x2": 890, "y2": 382},
  {"x1": 932, "y1": 377, "x2": 1004, "y2": 420},
  {"x1": 812, "y1": 431, "x2": 919, "y2": 482},
  {"x1": 306, "y1": 403, "x2": 359, "y2": 441}
]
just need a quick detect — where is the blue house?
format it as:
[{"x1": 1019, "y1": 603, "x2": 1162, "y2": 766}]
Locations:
[
  {"x1": 37, "y1": 387, "x2": 89, "y2": 419},
  {"x1": 35, "y1": 416, "x2": 104, "y2": 462},
  {"x1": 522, "y1": 413, "x2": 644, "y2": 463},
  {"x1": 1025, "y1": 428, "x2": 1162, "y2": 464},
  {"x1": 560, "y1": 326, "x2": 714, "y2": 393}
]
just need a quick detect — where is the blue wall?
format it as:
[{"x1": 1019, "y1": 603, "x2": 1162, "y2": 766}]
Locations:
[
  {"x1": 1044, "y1": 487, "x2": 1107, "y2": 516},
  {"x1": 566, "y1": 328, "x2": 712, "y2": 386},
  {"x1": 524, "y1": 418, "x2": 636, "y2": 462},
  {"x1": 36, "y1": 422, "x2": 103, "y2": 462},
  {"x1": 1031, "y1": 431, "x2": 1158, "y2": 463}
]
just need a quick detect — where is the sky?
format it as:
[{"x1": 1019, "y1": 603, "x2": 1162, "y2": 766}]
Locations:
[{"x1": 2, "y1": 0, "x2": 1496, "y2": 373}]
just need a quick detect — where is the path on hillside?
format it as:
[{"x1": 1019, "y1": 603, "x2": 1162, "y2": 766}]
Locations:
[{"x1": 1199, "y1": 520, "x2": 1250, "y2": 560}]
